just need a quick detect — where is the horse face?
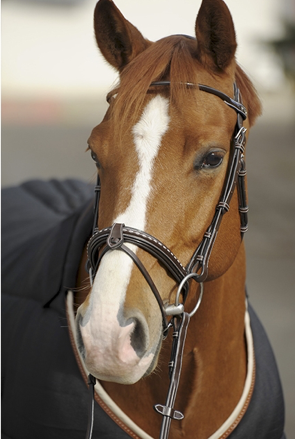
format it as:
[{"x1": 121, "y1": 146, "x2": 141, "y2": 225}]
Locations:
[{"x1": 75, "y1": 0, "x2": 259, "y2": 384}]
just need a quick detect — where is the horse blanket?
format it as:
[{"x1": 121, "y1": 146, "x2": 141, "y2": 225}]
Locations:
[{"x1": 1, "y1": 179, "x2": 286, "y2": 439}]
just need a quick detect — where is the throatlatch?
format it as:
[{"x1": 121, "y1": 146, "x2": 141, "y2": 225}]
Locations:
[{"x1": 84, "y1": 81, "x2": 248, "y2": 439}]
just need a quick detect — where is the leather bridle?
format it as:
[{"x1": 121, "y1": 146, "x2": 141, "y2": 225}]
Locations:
[{"x1": 84, "y1": 81, "x2": 248, "y2": 439}]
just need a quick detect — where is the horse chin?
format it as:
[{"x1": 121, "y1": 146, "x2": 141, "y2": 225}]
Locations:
[
  {"x1": 82, "y1": 346, "x2": 157, "y2": 385},
  {"x1": 85, "y1": 353, "x2": 155, "y2": 384}
]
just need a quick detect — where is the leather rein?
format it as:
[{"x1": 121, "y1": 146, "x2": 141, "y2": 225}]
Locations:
[{"x1": 84, "y1": 82, "x2": 248, "y2": 439}]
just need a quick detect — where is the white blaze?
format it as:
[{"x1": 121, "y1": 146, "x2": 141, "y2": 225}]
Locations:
[
  {"x1": 116, "y1": 94, "x2": 170, "y2": 229},
  {"x1": 79, "y1": 96, "x2": 170, "y2": 381}
]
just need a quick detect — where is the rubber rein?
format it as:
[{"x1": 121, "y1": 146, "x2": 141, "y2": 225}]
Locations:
[{"x1": 84, "y1": 81, "x2": 248, "y2": 439}]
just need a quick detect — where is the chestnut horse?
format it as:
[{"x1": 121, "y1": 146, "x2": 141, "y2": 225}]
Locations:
[{"x1": 70, "y1": 0, "x2": 284, "y2": 438}]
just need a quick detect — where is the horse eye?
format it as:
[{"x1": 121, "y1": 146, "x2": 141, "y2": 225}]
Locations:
[
  {"x1": 202, "y1": 152, "x2": 223, "y2": 169},
  {"x1": 90, "y1": 150, "x2": 100, "y2": 168}
]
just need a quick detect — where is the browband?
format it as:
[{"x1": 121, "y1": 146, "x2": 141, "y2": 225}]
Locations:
[{"x1": 150, "y1": 81, "x2": 247, "y2": 120}]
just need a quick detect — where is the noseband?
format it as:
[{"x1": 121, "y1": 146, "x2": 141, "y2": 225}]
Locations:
[{"x1": 84, "y1": 82, "x2": 248, "y2": 439}]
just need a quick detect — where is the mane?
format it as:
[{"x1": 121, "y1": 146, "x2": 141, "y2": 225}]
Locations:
[
  {"x1": 235, "y1": 64, "x2": 262, "y2": 126},
  {"x1": 108, "y1": 35, "x2": 261, "y2": 131},
  {"x1": 109, "y1": 36, "x2": 199, "y2": 130}
]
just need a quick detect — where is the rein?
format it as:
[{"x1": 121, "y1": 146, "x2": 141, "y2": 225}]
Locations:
[{"x1": 84, "y1": 82, "x2": 248, "y2": 439}]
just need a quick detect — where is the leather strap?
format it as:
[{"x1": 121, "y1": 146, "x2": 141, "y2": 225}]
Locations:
[
  {"x1": 150, "y1": 82, "x2": 247, "y2": 120},
  {"x1": 154, "y1": 312, "x2": 191, "y2": 438},
  {"x1": 85, "y1": 374, "x2": 96, "y2": 439},
  {"x1": 120, "y1": 243, "x2": 169, "y2": 331},
  {"x1": 198, "y1": 84, "x2": 247, "y2": 120},
  {"x1": 87, "y1": 226, "x2": 187, "y2": 289},
  {"x1": 186, "y1": 125, "x2": 247, "y2": 279}
]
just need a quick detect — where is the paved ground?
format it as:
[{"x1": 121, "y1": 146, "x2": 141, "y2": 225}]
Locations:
[{"x1": 2, "y1": 90, "x2": 295, "y2": 437}]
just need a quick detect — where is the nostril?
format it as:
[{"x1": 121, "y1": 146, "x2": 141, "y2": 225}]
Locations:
[
  {"x1": 118, "y1": 306, "x2": 149, "y2": 359},
  {"x1": 75, "y1": 312, "x2": 86, "y2": 360},
  {"x1": 129, "y1": 317, "x2": 147, "y2": 358}
]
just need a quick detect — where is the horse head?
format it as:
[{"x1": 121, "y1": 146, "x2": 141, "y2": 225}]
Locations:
[{"x1": 75, "y1": 0, "x2": 261, "y2": 386}]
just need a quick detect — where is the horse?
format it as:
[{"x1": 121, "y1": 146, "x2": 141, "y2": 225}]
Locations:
[
  {"x1": 1, "y1": 0, "x2": 286, "y2": 438},
  {"x1": 71, "y1": 0, "x2": 286, "y2": 438}
]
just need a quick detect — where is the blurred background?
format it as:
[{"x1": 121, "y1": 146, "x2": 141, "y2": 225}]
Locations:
[{"x1": 2, "y1": 0, "x2": 295, "y2": 436}]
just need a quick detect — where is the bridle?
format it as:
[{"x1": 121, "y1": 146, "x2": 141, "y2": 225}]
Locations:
[{"x1": 84, "y1": 81, "x2": 248, "y2": 439}]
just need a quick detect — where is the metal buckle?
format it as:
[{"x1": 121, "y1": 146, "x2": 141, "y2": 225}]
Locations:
[{"x1": 165, "y1": 274, "x2": 204, "y2": 318}]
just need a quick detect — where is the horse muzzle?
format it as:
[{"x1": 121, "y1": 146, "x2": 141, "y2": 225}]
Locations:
[{"x1": 75, "y1": 293, "x2": 160, "y2": 385}]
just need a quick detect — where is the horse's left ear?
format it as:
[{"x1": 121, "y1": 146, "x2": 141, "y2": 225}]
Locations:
[
  {"x1": 195, "y1": 0, "x2": 237, "y2": 71},
  {"x1": 94, "y1": 0, "x2": 151, "y2": 71}
]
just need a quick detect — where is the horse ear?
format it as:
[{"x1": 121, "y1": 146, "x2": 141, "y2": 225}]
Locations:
[
  {"x1": 94, "y1": 0, "x2": 151, "y2": 71},
  {"x1": 195, "y1": 0, "x2": 237, "y2": 71}
]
